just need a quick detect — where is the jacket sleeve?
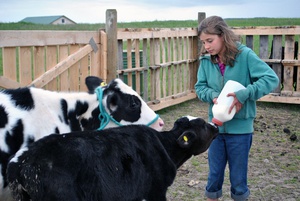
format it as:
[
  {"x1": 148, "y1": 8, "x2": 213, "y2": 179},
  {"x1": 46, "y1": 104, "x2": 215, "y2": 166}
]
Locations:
[
  {"x1": 235, "y1": 49, "x2": 279, "y2": 103},
  {"x1": 194, "y1": 59, "x2": 220, "y2": 103}
]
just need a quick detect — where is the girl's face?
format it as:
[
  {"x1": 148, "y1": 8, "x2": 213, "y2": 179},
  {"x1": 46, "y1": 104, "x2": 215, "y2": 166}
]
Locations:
[{"x1": 199, "y1": 33, "x2": 225, "y2": 56}]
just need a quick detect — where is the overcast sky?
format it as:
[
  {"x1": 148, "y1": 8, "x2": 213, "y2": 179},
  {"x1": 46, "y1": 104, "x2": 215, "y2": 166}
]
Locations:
[{"x1": 0, "y1": 0, "x2": 299, "y2": 23}]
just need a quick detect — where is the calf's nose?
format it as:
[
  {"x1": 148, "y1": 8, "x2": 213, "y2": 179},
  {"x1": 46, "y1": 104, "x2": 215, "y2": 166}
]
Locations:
[
  {"x1": 151, "y1": 117, "x2": 164, "y2": 131},
  {"x1": 158, "y1": 118, "x2": 164, "y2": 127}
]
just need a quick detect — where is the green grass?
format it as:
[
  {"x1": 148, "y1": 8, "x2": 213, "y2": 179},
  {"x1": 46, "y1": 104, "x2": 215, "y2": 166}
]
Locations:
[
  {"x1": 1, "y1": 18, "x2": 300, "y2": 30},
  {"x1": 0, "y1": 22, "x2": 106, "y2": 31},
  {"x1": 226, "y1": 17, "x2": 300, "y2": 27}
]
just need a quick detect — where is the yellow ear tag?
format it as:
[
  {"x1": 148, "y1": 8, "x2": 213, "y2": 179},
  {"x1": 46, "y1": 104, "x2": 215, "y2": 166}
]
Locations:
[
  {"x1": 183, "y1": 135, "x2": 188, "y2": 142},
  {"x1": 100, "y1": 82, "x2": 107, "y2": 87}
]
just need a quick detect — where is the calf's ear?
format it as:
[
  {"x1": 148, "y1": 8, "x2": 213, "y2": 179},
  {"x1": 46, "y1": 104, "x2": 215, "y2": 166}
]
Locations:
[
  {"x1": 177, "y1": 131, "x2": 196, "y2": 148},
  {"x1": 85, "y1": 76, "x2": 104, "y2": 93}
]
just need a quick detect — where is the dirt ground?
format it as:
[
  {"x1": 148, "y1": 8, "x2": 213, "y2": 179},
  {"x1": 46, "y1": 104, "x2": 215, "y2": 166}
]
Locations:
[{"x1": 157, "y1": 99, "x2": 300, "y2": 201}]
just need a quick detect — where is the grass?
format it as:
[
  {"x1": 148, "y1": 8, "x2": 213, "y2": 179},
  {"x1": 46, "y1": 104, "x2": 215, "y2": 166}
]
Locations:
[{"x1": 1, "y1": 18, "x2": 300, "y2": 30}]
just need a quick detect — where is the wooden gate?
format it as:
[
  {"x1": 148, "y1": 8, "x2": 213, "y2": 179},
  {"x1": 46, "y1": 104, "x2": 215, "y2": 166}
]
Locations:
[{"x1": 0, "y1": 30, "x2": 107, "y2": 91}]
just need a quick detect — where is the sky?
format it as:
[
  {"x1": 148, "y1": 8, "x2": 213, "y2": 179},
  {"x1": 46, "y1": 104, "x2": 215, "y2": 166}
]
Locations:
[{"x1": 0, "y1": 0, "x2": 299, "y2": 23}]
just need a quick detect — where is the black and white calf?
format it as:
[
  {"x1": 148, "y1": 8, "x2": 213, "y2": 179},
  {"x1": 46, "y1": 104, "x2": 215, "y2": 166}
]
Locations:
[
  {"x1": 7, "y1": 116, "x2": 218, "y2": 201},
  {"x1": 0, "y1": 76, "x2": 164, "y2": 200}
]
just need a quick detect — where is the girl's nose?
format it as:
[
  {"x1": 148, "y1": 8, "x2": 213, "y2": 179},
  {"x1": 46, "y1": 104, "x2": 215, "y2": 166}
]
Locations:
[{"x1": 204, "y1": 43, "x2": 210, "y2": 50}]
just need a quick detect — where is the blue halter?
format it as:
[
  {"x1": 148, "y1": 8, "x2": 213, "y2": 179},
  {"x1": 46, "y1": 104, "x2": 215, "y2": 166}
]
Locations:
[{"x1": 95, "y1": 86, "x2": 160, "y2": 130}]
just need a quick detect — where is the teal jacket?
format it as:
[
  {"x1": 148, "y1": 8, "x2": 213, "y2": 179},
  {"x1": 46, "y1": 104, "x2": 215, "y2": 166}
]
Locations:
[{"x1": 194, "y1": 43, "x2": 279, "y2": 134}]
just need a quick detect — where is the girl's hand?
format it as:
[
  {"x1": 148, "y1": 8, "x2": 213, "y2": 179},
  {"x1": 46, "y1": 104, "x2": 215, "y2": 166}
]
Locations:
[
  {"x1": 227, "y1": 92, "x2": 243, "y2": 113},
  {"x1": 213, "y1": 97, "x2": 218, "y2": 104}
]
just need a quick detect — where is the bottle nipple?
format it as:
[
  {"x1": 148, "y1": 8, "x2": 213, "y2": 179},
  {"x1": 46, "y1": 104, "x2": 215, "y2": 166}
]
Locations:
[{"x1": 212, "y1": 118, "x2": 223, "y2": 126}]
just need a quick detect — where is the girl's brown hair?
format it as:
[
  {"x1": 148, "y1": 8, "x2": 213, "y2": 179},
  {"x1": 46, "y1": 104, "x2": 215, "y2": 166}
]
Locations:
[{"x1": 198, "y1": 16, "x2": 241, "y2": 67}]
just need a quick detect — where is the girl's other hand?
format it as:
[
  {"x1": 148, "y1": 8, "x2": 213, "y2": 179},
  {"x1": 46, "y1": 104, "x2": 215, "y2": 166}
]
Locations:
[{"x1": 227, "y1": 92, "x2": 243, "y2": 113}]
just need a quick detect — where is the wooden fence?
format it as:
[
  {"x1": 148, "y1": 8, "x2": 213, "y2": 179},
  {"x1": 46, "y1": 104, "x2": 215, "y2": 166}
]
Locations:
[
  {"x1": 232, "y1": 26, "x2": 300, "y2": 104},
  {"x1": 115, "y1": 27, "x2": 199, "y2": 111},
  {"x1": 103, "y1": 9, "x2": 200, "y2": 111},
  {"x1": 1, "y1": 11, "x2": 300, "y2": 112}
]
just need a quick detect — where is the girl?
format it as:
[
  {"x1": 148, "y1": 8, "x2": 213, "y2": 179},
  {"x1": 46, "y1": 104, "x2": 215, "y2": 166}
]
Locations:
[{"x1": 195, "y1": 16, "x2": 279, "y2": 201}]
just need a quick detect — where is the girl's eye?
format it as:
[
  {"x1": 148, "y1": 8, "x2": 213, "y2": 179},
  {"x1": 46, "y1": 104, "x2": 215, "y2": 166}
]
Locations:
[{"x1": 201, "y1": 39, "x2": 213, "y2": 45}]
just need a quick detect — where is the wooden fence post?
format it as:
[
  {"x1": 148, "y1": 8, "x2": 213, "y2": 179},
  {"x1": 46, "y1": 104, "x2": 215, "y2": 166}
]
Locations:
[
  {"x1": 190, "y1": 12, "x2": 206, "y2": 90},
  {"x1": 106, "y1": 9, "x2": 118, "y2": 81},
  {"x1": 197, "y1": 12, "x2": 206, "y2": 55}
]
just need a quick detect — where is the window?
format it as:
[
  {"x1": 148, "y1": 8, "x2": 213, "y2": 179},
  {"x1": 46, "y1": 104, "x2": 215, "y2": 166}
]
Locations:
[{"x1": 62, "y1": 19, "x2": 65, "y2": 23}]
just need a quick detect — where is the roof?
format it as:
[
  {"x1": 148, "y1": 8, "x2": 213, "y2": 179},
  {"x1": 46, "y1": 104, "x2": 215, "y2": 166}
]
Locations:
[{"x1": 20, "y1": 15, "x2": 76, "y2": 24}]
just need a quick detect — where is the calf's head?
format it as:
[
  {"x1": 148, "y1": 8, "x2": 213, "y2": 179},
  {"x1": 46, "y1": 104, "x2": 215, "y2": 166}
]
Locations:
[
  {"x1": 85, "y1": 76, "x2": 164, "y2": 131},
  {"x1": 176, "y1": 116, "x2": 218, "y2": 154},
  {"x1": 166, "y1": 116, "x2": 218, "y2": 167}
]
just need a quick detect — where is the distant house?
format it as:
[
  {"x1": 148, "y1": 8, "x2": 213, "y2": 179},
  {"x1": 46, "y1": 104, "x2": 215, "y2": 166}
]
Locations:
[{"x1": 20, "y1": 15, "x2": 76, "y2": 25}]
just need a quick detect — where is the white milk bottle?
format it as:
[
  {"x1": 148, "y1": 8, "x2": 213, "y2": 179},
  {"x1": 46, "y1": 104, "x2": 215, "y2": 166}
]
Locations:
[{"x1": 212, "y1": 80, "x2": 246, "y2": 126}]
